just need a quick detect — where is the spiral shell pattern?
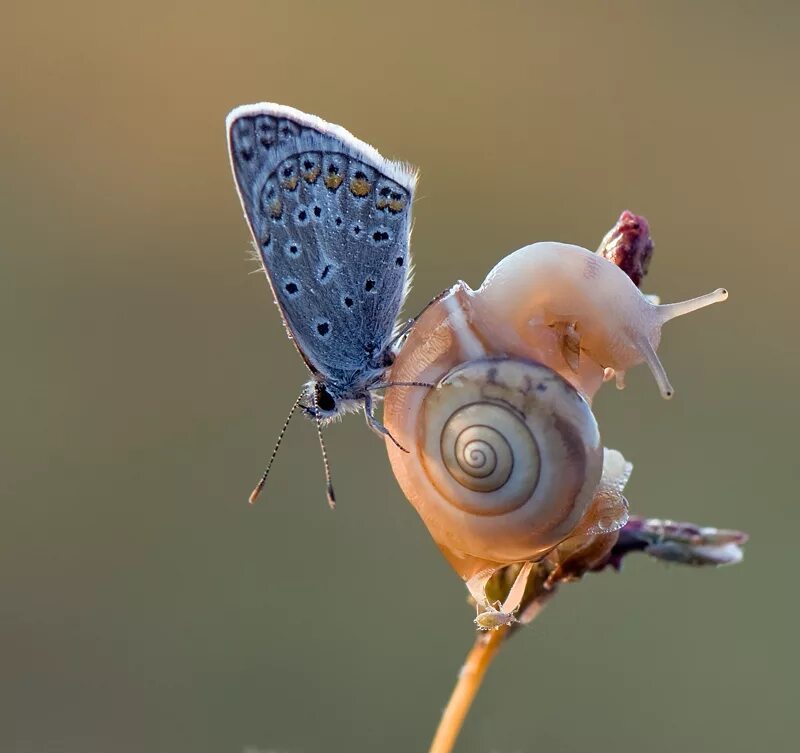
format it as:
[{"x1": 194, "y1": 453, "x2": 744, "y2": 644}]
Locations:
[
  {"x1": 446, "y1": 417, "x2": 514, "y2": 491},
  {"x1": 411, "y1": 357, "x2": 602, "y2": 562},
  {"x1": 439, "y1": 402, "x2": 540, "y2": 506}
]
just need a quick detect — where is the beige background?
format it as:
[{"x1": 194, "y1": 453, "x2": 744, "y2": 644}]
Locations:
[{"x1": 2, "y1": 2, "x2": 797, "y2": 752}]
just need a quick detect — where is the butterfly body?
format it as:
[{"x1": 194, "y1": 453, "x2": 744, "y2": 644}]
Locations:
[{"x1": 227, "y1": 103, "x2": 417, "y2": 423}]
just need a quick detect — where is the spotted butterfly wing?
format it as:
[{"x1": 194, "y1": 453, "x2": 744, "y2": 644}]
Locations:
[{"x1": 227, "y1": 104, "x2": 417, "y2": 408}]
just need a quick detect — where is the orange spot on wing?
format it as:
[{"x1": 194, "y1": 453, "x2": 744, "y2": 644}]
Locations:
[
  {"x1": 350, "y1": 177, "x2": 371, "y2": 197},
  {"x1": 302, "y1": 166, "x2": 320, "y2": 183}
]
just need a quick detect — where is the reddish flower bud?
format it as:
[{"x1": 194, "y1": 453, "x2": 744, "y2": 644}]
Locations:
[{"x1": 597, "y1": 210, "x2": 654, "y2": 287}]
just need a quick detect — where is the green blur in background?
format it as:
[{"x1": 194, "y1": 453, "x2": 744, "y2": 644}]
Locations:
[{"x1": 2, "y1": 2, "x2": 797, "y2": 752}]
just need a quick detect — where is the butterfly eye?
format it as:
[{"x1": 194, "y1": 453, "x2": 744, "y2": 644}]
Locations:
[{"x1": 315, "y1": 384, "x2": 336, "y2": 413}]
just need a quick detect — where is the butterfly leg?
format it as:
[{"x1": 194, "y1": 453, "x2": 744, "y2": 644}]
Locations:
[{"x1": 363, "y1": 394, "x2": 409, "y2": 453}]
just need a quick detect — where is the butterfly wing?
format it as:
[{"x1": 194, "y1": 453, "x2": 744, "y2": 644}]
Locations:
[{"x1": 227, "y1": 103, "x2": 417, "y2": 386}]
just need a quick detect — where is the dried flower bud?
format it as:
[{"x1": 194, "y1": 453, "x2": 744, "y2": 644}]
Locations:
[
  {"x1": 597, "y1": 210, "x2": 654, "y2": 287},
  {"x1": 596, "y1": 517, "x2": 748, "y2": 571}
]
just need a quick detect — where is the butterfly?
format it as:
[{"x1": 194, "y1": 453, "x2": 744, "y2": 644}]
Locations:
[{"x1": 226, "y1": 103, "x2": 423, "y2": 505}]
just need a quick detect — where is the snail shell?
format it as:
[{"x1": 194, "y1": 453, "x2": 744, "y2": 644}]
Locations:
[
  {"x1": 385, "y1": 241, "x2": 726, "y2": 581},
  {"x1": 418, "y1": 357, "x2": 602, "y2": 565}
]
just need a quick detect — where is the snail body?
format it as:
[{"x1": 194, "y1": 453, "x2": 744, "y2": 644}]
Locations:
[
  {"x1": 384, "y1": 241, "x2": 726, "y2": 606},
  {"x1": 475, "y1": 242, "x2": 728, "y2": 399}
]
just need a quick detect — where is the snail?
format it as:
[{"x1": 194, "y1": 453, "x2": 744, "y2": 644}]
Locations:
[{"x1": 383, "y1": 239, "x2": 727, "y2": 620}]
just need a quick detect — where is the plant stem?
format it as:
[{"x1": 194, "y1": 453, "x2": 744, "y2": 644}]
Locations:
[{"x1": 428, "y1": 625, "x2": 510, "y2": 753}]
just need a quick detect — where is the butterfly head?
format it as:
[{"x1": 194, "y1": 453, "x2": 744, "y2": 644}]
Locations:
[{"x1": 303, "y1": 380, "x2": 369, "y2": 423}]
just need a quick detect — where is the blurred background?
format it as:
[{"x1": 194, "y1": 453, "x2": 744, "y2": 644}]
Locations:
[{"x1": 2, "y1": 2, "x2": 798, "y2": 752}]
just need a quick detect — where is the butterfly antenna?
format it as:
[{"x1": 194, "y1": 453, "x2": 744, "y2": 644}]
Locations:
[
  {"x1": 248, "y1": 391, "x2": 304, "y2": 505},
  {"x1": 314, "y1": 417, "x2": 336, "y2": 509}
]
